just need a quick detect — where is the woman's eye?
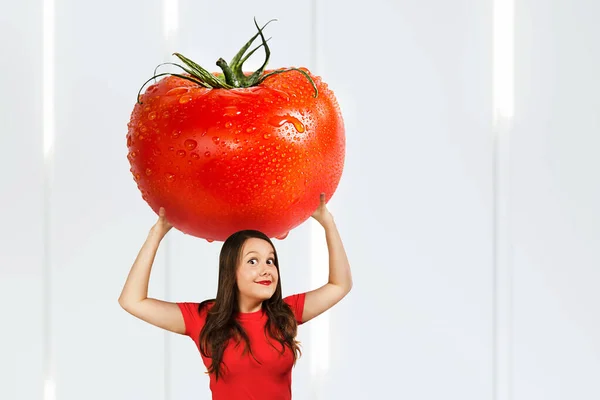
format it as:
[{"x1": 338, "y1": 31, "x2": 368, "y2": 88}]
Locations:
[{"x1": 248, "y1": 258, "x2": 275, "y2": 265}]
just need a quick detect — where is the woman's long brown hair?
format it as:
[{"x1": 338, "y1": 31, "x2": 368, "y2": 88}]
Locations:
[{"x1": 198, "y1": 230, "x2": 302, "y2": 380}]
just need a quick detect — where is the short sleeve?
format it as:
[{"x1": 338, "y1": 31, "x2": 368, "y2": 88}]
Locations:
[
  {"x1": 177, "y1": 302, "x2": 204, "y2": 339},
  {"x1": 283, "y1": 293, "x2": 306, "y2": 325}
]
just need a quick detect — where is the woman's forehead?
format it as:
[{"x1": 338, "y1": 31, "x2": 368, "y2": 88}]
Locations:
[{"x1": 242, "y1": 237, "x2": 275, "y2": 255}]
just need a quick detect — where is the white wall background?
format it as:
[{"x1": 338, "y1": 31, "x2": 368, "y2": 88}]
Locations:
[{"x1": 1, "y1": 0, "x2": 598, "y2": 399}]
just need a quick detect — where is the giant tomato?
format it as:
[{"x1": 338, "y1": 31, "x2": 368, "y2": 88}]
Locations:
[{"x1": 126, "y1": 20, "x2": 345, "y2": 241}]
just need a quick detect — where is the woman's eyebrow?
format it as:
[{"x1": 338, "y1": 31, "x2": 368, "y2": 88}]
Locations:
[{"x1": 244, "y1": 250, "x2": 274, "y2": 256}]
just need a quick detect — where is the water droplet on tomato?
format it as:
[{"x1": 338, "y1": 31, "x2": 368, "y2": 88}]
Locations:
[
  {"x1": 212, "y1": 137, "x2": 220, "y2": 144},
  {"x1": 223, "y1": 106, "x2": 240, "y2": 117},
  {"x1": 205, "y1": 151, "x2": 211, "y2": 157},
  {"x1": 291, "y1": 118, "x2": 305, "y2": 133},
  {"x1": 206, "y1": 238, "x2": 214, "y2": 243},
  {"x1": 263, "y1": 133, "x2": 271, "y2": 140},
  {"x1": 153, "y1": 148, "x2": 162, "y2": 156},
  {"x1": 148, "y1": 111, "x2": 157, "y2": 120},
  {"x1": 276, "y1": 231, "x2": 289, "y2": 240},
  {"x1": 166, "y1": 173, "x2": 176, "y2": 182},
  {"x1": 171, "y1": 130, "x2": 181, "y2": 139},
  {"x1": 145, "y1": 168, "x2": 153, "y2": 176},
  {"x1": 179, "y1": 94, "x2": 192, "y2": 104},
  {"x1": 268, "y1": 114, "x2": 305, "y2": 133},
  {"x1": 177, "y1": 150, "x2": 186, "y2": 157},
  {"x1": 167, "y1": 87, "x2": 189, "y2": 96},
  {"x1": 270, "y1": 88, "x2": 290, "y2": 102},
  {"x1": 168, "y1": 146, "x2": 174, "y2": 151},
  {"x1": 225, "y1": 121, "x2": 233, "y2": 129},
  {"x1": 268, "y1": 116, "x2": 286, "y2": 127},
  {"x1": 162, "y1": 111, "x2": 170, "y2": 119},
  {"x1": 246, "y1": 127, "x2": 256, "y2": 133},
  {"x1": 184, "y1": 139, "x2": 197, "y2": 150},
  {"x1": 191, "y1": 153, "x2": 199, "y2": 160}
]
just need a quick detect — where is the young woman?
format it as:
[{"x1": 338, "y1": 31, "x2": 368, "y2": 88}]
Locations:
[{"x1": 118, "y1": 193, "x2": 353, "y2": 399}]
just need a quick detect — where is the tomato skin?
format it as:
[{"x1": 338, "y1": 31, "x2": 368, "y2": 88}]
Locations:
[{"x1": 126, "y1": 68, "x2": 345, "y2": 241}]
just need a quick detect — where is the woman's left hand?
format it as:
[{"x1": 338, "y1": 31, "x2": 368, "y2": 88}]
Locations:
[{"x1": 311, "y1": 192, "x2": 334, "y2": 227}]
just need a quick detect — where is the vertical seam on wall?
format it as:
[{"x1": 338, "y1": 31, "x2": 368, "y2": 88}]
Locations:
[
  {"x1": 42, "y1": 0, "x2": 55, "y2": 398},
  {"x1": 162, "y1": 1, "x2": 179, "y2": 399},
  {"x1": 164, "y1": 238, "x2": 171, "y2": 400},
  {"x1": 493, "y1": 121, "x2": 500, "y2": 400},
  {"x1": 493, "y1": 119, "x2": 513, "y2": 400},
  {"x1": 492, "y1": 0, "x2": 514, "y2": 398},
  {"x1": 164, "y1": 237, "x2": 171, "y2": 400},
  {"x1": 311, "y1": 0, "x2": 318, "y2": 74}
]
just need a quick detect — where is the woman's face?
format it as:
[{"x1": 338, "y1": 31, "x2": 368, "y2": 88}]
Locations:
[{"x1": 236, "y1": 237, "x2": 279, "y2": 305}]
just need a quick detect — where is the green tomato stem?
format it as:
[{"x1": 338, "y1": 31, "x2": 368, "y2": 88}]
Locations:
[{"x1": 136, "y1": 17, "x2": 318, "y2": 104}]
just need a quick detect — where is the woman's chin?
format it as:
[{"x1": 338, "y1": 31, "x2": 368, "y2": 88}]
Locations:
[{"x1": 253, "y1": 289, "x2": 276, "y2": 301}]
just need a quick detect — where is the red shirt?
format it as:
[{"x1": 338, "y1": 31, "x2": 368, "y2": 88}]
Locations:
[{"x1": 177, "y1": 293, "x2": 306, "y2": 400}]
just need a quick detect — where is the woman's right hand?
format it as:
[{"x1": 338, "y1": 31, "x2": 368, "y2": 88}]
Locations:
[{"x1": 150, "y1": 207, "x2": 173, "y2": 238}]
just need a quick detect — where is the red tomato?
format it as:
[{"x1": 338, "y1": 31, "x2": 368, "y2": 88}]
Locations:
[{"x1": 126, "y1": 21, "x2": 345, "y2": 241}]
